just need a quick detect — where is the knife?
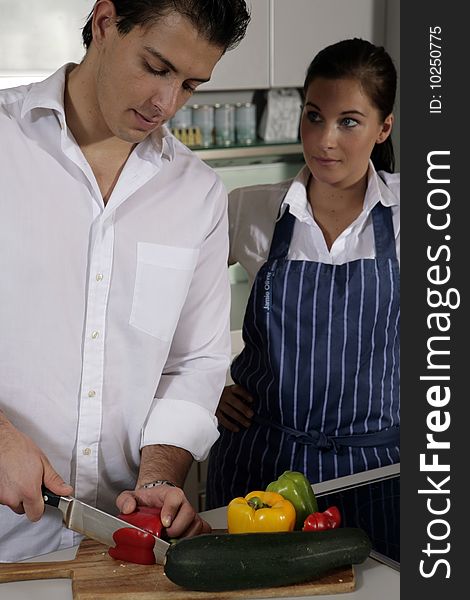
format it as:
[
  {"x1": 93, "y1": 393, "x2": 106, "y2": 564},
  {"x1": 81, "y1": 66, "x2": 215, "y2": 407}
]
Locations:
[{"x1": 42, "y1": 486, "x2": 171, "y2": 564}]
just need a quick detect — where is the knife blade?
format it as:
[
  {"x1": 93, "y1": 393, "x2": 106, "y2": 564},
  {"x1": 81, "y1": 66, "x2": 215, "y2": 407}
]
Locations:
[{"x1": 42, "y1": 486, "x2": 171, "y2": 564}]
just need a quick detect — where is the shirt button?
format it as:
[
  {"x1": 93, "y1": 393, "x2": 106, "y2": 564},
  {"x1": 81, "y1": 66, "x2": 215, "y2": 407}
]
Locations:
[
  {"x1": 96, "y1": 273, "x2": 103, "y2": 282},
  {"x1": 83, "y1": 448, "x2": 92, "y2": 456},
  {"x1": 91, "y1": 331, "x2": 99, "y2": 339},
  {"x1": 88, "y1": 390, "x2": 96, "y2": 398}
]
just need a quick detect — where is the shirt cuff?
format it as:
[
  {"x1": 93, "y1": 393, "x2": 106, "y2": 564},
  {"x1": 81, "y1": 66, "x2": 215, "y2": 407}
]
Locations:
[{"x1": 140, "y1": 398, "x2": 220, "y2": 461}]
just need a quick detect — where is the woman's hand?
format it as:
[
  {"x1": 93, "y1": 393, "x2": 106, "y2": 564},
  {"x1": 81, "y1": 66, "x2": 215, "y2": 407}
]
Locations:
[
  {"x1": 216, "y1": 385, "x2": 254, "y2": 432},
  {"x1": 116, "y1": 485, "x2": 211, "y2": 539}
]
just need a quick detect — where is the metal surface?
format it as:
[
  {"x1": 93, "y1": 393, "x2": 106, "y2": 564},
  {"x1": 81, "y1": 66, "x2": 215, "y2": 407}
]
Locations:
[
  {"x1": 313, "y1": 463, "x2": 400, "y2": 497},
  {"x1": 313, "y1": 464, "x2": 401, "y2": 572},
  {"x1": 369, "y1": 549, "x2": 400, "y2": 572},
  {"x1": 55, "y1": 496, "x2": 170, "y2": 565}
]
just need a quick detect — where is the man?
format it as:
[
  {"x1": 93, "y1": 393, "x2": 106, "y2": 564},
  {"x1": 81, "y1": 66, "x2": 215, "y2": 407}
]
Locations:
[{"x1": 0, "y1": 0, "x2": 250, "y2": 561}]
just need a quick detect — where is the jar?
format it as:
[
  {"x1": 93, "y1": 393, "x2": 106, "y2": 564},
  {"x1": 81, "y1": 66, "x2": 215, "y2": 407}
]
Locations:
[
  {"x1": 192, "y1": 104, "x2": 214, "y2": 147},
  {"x1": 235, "y1": 102, "x2": 257, "y2": 145},
  {"x1": 171, "y1": 105, "x2": 192, "y2": 128},
  {"x1": 214, "y1": 103, "x2": 235, "y2": 146}
]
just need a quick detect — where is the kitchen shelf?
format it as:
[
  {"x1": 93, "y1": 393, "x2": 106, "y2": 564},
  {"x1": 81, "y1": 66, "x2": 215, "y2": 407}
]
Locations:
[{"x1": 194, "y1": 141, "x2": 302, "y2": 160}]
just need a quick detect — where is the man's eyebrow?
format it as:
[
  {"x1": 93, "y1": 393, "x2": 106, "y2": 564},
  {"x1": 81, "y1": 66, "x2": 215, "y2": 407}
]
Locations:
[
  {"x1": 304, "y1": 101, "x2": 366, "y2": 117},
  {"x1": 143, "y1": 46, "x2": 211, "y2": 83}
]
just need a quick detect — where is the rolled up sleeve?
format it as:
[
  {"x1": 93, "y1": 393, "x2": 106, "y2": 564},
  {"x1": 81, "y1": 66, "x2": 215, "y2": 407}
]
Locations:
[
  {"x1": 140, "y1": 178, "x2": 231, "y2": 461},
  {"x1": 141, "y1": 398, "x2": 221, "y2": 461}
]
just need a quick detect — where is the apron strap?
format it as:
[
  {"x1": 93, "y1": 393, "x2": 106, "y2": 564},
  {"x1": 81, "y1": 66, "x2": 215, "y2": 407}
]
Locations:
[
  {"x1": 253, "y1": 414, "x2": 399, "y2": 453},
  {"x1": 267, "y1": 207, "x2": 296, "y2": 261},
  {"x1": 371, "y1": 203, "x2": 397, "y2": 260}
]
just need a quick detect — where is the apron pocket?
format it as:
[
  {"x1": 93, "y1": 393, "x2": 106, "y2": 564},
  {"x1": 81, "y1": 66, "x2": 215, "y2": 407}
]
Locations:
[{"x1": 129, "y1": 242, "x2": 199, "y2": 341}]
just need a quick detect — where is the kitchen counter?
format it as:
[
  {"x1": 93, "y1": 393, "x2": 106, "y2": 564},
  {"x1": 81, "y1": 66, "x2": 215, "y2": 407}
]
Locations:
[{"x1": 0, "y1": 502, "x2": 399, "y2": 600}]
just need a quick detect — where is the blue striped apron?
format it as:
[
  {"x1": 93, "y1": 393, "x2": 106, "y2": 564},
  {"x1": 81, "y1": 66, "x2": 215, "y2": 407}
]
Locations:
[{"x1": 206, "y1": 201, "x2": 400, "y2": 509}]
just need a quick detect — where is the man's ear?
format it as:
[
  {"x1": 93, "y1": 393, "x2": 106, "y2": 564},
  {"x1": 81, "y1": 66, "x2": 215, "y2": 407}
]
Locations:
[
  {"x1": 91, "y1": 0, "x2": 117, "y2": 48},
  {"x1": 376, "y1": 113, "x2": 394, "y2": 144}
]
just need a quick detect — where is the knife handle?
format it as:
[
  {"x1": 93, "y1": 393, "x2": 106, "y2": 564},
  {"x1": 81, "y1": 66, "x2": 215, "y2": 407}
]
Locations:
[{"x1": 41, "y1": 485, "x2": 62, "y2": 508}]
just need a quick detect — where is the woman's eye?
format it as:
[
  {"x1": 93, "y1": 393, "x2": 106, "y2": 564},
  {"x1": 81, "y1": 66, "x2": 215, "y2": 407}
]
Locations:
[
  {"x1": 342, "y1": 117, "x2": 359, "y2": 128},
  {"x1": 306, "y1": 111, "x2": 321, "y2": 123}
]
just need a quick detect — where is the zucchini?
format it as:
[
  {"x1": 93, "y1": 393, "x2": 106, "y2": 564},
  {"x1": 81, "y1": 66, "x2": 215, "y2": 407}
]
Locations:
[{"x1": 164, "y1": 527, "x2": 371, "y2": 592}]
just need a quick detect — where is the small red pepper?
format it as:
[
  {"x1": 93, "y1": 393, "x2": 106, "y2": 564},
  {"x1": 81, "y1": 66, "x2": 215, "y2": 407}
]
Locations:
[
  {"x1": 323, "y1": 506, "x2": 341, "y2": 528},
  {"x1": 302, "y1": 505, "x2": 341, "y2": 531},
  {"x1": 108, "y1": 507, "x2": 163, "y2": 565}
]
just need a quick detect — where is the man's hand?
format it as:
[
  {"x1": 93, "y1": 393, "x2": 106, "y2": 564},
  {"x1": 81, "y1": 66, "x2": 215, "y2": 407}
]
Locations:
[
  {"x1": 0, "y1": 414, "x2": 73, "y2": 521},
  {"x1": 116, "y1": 485, "x2": 211, "y2": 538},
  {"x1": 116, "y1": 444, "x2": 210, "y2": 538},
  {"x1": 216, "y1": 385, "x2": 254, "y2": 432}
]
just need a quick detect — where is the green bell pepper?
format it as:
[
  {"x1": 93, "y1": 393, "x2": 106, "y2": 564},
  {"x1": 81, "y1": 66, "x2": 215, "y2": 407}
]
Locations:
[{"x1": 266, "y1": 471, "x2": 318, "y2": 530}]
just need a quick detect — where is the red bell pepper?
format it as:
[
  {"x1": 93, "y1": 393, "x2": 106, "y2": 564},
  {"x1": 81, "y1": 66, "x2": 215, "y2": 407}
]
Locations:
[
  {"x1": 108, "y1": 527, "x2": 156, "y2": 565},
  {"x1": 114, "y1": 506, "x2": 164, "y2": 536},
  {"x1": 323, "y1": 506, "x2": 341, "y2": 527},
  {"x1": 108, "y1": 506, "x2": 163, "y2": 565},
  {"x1": 302, "y1": 506, "x2": 341, "y2": 531}
]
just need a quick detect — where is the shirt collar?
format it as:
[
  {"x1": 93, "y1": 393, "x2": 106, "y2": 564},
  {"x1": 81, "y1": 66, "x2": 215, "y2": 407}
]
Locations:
[
  {"x1": 20, "y1": 63, "x2": 175, "y2": 163},
  {"x1": 149, "y1": 125, "x2": 175, "y2": 162},
  {"x1": 280, "y1": 160, "x2": 398, "y2": 223},
  {"x1": 20, "y1": 63, "x2": 72, "y2": 127},
  {"x1": 279, "y1": 164, "x2": 311, "y2": 222},
  {"x1": 364, "y1": 161, "x2": 399, "y2": 212}
]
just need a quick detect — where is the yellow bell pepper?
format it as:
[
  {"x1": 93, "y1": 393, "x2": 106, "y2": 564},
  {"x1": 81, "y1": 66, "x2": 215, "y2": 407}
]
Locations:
[{"x1": 227, "y1": 491, "x2": 296, "y2": 533}]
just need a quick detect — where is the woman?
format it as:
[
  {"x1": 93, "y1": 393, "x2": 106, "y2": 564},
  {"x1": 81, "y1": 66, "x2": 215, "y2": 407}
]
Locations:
[{"x1": 206, "y1": 38, "x2": 400, "y2": 508}]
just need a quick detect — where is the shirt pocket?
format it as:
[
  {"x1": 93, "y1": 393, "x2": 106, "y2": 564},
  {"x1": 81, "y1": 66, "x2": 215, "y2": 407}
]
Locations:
[{"x1": 129, "y1": 242, "x2": 199, "y2": 341}]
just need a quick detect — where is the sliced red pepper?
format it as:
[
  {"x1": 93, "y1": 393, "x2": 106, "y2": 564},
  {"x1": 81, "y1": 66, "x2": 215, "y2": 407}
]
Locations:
[
  {"x1": 108, "y1": 506, "x2": 163, "y2": 565},
  {"x1": 302, "y1": 505, "x2": 342, "y2": 531}
]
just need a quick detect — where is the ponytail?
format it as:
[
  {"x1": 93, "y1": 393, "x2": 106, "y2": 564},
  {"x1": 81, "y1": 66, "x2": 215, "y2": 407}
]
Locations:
[{"x1": 371, "y1": 137, "x2": 395, "y2": 173}]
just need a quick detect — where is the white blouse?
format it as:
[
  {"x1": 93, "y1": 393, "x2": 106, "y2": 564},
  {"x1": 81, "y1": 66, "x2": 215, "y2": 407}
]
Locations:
[{"x1": 228, "y1": 164, "x2": 400, "y2": 285}]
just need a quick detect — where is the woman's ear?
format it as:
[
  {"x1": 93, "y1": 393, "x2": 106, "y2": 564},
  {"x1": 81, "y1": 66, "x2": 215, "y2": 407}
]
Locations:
[
  {"x1": 91, "y1": 0, "x2": 117, "y2": 49},
  {"x1": 376, "y1": 113, "x2": 394, "y2": 144}
]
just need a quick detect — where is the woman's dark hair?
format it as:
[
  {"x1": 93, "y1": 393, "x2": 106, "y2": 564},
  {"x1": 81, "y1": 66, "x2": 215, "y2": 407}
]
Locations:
[
  {"x1": 82, "y1": 0, "x2": 250, "y2": 53},
  {"x1": 303, "y1": 38, "x2": 397, "y2": 173}
]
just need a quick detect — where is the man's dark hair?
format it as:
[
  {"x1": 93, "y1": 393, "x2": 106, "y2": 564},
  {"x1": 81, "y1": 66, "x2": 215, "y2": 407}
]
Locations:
[
  {"x1": 82, "y1": 0, "x2": 251, "y2": 52},
  {"x1": 304, "y1": 38, "x2": 397, "y2": 173}
]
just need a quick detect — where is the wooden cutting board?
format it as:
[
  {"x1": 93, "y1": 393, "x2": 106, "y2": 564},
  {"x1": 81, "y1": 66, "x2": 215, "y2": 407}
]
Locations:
[{"x1": 0, "y1": 539, "x2": 355, "y2": 599}]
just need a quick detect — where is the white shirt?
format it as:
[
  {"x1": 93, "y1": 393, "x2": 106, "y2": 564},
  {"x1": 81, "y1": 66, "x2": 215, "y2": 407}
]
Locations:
[
  {"x1": 0, "y1": 65, "x2": 230, "y2": 561},
  {"x1": 228, "y1": 164, "x2": 400, "y2": 285}
]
